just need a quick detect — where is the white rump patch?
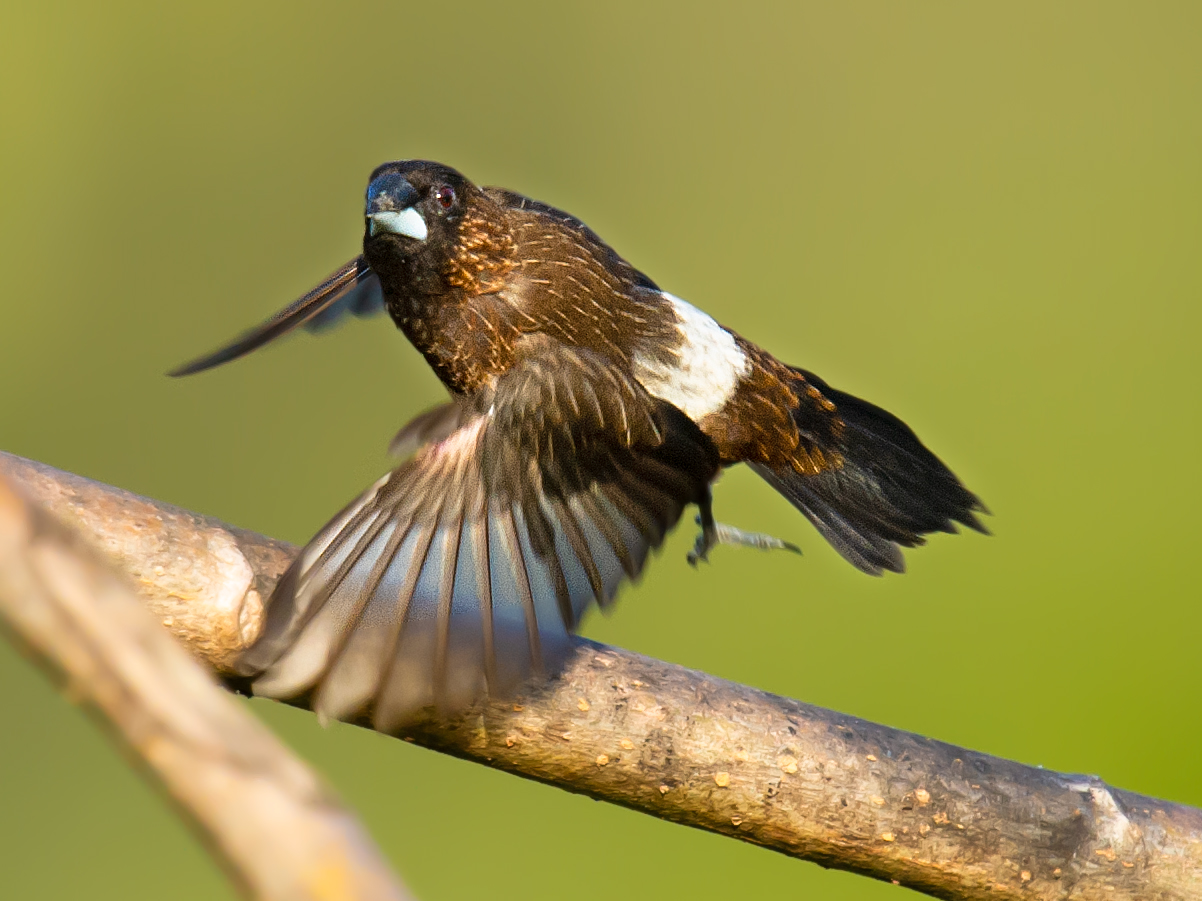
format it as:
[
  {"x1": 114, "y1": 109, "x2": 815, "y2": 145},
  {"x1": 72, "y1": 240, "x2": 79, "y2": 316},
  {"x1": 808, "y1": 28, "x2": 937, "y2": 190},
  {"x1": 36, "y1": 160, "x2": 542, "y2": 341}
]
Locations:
[{"x1": 633, "y1": 292, "x2": 748, "y2": 421}]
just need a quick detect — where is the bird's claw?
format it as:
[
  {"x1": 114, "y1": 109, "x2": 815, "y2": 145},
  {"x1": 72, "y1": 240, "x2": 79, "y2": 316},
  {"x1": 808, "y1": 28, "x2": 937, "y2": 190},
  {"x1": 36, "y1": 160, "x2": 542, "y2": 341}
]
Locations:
[
  {"x1": 686, "y1": 514, "x2": 801, "y2": 567},
  {"x1": 686, "y1": 536, "x2": 711, "y2": 568}
]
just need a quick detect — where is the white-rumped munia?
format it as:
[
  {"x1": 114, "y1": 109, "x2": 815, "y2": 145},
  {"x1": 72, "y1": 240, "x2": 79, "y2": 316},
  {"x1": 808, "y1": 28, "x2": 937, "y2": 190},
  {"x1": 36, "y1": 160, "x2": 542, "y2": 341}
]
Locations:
[{"x1": 173, "y1": 160, "x2": 987, "y2": 731}]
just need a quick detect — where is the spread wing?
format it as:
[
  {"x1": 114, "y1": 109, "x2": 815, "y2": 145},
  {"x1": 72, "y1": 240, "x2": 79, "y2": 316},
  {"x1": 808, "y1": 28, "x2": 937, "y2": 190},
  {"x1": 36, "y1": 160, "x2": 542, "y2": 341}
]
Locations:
[
  {"x1": 239, "y1": 336, "x2": 719, "y2": 732},
  {"x1": 168, "y1": 256, "x2": 384, "y2": 376}
]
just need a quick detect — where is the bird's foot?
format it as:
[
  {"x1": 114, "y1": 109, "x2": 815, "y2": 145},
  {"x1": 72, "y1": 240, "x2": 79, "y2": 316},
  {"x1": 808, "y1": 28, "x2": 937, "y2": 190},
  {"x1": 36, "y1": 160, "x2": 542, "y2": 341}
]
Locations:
[{"x1": 686, "y1": 515, "x2": 802, "y2": 567}]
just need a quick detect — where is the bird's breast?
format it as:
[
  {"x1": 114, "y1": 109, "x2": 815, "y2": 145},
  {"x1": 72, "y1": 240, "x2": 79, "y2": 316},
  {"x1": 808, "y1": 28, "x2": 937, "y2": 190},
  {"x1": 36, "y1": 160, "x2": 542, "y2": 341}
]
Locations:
[{"x1": 386, "y1": 288, "x2": 520, "y2": 396}]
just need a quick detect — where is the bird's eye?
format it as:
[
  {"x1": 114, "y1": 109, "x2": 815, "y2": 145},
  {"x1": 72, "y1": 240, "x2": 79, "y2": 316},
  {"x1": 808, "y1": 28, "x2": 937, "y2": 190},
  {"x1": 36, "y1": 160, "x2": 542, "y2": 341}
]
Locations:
[{"x1": 435, "y1": 184, "x2": 456, "y2": 210}]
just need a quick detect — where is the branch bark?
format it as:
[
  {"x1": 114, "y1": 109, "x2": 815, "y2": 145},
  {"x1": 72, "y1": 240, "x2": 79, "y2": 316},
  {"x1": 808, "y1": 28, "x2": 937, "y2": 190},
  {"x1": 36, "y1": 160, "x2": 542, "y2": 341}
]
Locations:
[
  {"x1": 2, "y1": 450, "x2": 1199, "y2": 901},
  {"x1": 0, "y1": 459, "x2": 412, "y2": 901}
]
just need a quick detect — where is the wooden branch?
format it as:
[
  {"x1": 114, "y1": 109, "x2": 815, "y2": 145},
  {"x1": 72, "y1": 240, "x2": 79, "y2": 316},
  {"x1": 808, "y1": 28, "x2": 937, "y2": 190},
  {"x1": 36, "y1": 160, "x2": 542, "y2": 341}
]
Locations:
[
  {"x1": 3, "y1": 451, "x2": 1200, "y2": 901},
  {"x1": 0, "y1": 460, "x2": 413, "y2": 901}
]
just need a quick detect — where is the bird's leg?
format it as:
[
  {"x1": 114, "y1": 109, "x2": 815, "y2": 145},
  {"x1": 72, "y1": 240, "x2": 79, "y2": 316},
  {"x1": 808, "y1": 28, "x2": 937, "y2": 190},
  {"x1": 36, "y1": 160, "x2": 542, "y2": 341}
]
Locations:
[
  {"x1": 687, "y1": 494, "x2": 801, "y2": 567},
  {"x1": 687, "y1": 491, "x2": 719, "y2": 567}
]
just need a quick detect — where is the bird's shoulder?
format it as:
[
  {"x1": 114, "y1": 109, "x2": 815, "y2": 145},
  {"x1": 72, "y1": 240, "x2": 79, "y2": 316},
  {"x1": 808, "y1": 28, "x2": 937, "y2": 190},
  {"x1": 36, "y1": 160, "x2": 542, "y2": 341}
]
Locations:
[
  {"x1": 488, "y1": 334, "x2": 667, "y2": 451},
  {"x1": 483, "y1": 186, "x2": 659, "y2": 292}
]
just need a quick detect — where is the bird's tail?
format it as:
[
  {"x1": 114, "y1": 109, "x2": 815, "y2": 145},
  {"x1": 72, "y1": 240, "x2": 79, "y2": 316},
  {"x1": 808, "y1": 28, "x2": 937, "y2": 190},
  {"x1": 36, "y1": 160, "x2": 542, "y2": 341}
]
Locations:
[{"x1": 751, "y1": 368, "x2": 987, "y2": 574}]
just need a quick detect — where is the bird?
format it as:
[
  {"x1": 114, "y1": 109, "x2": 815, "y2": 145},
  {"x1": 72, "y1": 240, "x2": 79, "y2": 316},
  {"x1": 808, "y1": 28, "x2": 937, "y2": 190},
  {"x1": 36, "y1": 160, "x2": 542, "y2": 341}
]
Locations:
[{"x1": 172, "y1": 159, "x2": 987, "y2": 732}]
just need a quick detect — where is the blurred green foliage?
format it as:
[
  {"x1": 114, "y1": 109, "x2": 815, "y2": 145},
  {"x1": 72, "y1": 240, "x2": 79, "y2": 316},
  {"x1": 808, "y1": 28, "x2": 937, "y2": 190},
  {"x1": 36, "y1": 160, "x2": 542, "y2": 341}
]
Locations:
[{"x1": 2, "y1": 2, "x2": 1200, "y2": 898}]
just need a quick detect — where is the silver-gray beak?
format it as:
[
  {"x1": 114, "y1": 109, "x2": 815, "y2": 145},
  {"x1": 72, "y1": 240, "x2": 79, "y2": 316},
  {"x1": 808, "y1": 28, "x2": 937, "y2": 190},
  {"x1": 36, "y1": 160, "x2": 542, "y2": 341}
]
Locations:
[
  {"x1": 367, "y1": 208, "x2": 428, "y2": 241},
  {"x1": 365, "y1": 171, "x2": 428, "y2": 241}
]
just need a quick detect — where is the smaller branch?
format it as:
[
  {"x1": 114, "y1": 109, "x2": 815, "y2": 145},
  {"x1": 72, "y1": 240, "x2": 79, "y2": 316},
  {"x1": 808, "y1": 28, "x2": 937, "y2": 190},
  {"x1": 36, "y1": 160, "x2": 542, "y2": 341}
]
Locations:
[{"x1": 0, "y1": 471, "x2": 413, "y2": 901}]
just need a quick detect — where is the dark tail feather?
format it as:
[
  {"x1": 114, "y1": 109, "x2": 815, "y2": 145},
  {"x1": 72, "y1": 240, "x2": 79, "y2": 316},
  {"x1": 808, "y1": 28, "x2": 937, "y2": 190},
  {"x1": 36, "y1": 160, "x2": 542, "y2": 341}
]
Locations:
[{"x1": 752, "y1": 369, "x2": 987, "y2": 576}]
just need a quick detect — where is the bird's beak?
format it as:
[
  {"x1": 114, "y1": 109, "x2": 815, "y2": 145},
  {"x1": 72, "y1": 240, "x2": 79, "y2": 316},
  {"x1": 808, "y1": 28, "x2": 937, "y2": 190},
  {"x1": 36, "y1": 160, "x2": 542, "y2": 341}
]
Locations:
[{"x1": 365, "y1": 172, "x2": 428, "y2": 241}]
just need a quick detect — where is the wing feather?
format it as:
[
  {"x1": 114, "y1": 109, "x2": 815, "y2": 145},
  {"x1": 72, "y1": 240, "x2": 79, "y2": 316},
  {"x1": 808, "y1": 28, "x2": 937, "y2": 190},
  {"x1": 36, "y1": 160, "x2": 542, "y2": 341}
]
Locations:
[
  {"x1": 548, "y1": 492, "x2": 606, "y2": 608},
  {"x1": 240, "y1": 338, "x2": 719, "y2": 730},
  {"x1": 469, "y1": 498, "x2": 498, "y2": 690},
  {"x1": 169, "y1": 257, "x2": 382, "y2": 377},
  {"x1": 371, "y1": 504, "x2": 443, "y2": 731},
  {"x1": 573, "y1": 490, "x2": 639, "y2": 582}
]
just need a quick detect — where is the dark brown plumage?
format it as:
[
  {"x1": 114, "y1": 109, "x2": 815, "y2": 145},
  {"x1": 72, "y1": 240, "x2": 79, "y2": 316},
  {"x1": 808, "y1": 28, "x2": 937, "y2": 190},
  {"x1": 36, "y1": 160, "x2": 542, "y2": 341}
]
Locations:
[{"x1": 173, "y1": 159, "x2": 987, "y2": 730}]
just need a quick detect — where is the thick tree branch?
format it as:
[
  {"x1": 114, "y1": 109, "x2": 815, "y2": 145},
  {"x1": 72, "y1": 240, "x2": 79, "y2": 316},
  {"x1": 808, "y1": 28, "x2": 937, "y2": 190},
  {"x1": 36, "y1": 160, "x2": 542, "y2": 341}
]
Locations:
[
  {"x1": 0, "y1": 461, "x2": 412, "y2": 901},
  {"x1": 2, "y1": 450, "x2": 1199, "y2": 901}
]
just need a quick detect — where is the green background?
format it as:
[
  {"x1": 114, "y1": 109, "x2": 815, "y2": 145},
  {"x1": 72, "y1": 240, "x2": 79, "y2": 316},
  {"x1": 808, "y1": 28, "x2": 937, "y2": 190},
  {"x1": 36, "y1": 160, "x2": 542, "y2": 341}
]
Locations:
[{"x1": 2, "y1": 3, "x2": 1199, "y2": 898}]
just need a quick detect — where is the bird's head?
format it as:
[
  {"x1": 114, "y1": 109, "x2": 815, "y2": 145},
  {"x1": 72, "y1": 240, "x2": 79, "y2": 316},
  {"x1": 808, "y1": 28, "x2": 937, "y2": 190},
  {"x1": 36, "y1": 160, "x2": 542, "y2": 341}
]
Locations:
[{"x1": 363, "y1": 160, "x2": 513, "y2": 297}]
